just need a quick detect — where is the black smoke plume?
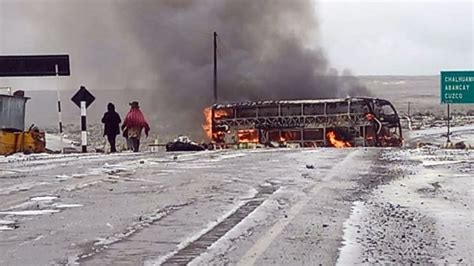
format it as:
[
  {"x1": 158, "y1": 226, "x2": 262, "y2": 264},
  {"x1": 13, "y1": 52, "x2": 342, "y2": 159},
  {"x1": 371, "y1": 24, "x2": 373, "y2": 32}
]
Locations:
[{"x1": 1, "y1": 0, "x2": 369, "y2": 138}]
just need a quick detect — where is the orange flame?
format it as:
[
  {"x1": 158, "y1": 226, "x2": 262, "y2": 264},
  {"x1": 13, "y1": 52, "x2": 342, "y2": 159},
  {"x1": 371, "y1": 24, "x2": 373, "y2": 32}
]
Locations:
[
  {"x1": 237, "y1": 129, "x2": 259, "y2": 143},
  {"x1": 281, "y1": 131, "x2": 297, "y2": 141},
  {"x1": 214, "y1": 109, "x2": 229, "y2": 119},
  {"x1": 326, "y1": 131, "x2": 351, "y2": 148},
  {"x1": 203, "y1": 107, "x2": 230, "y2": 140},
  {"x1": 203, "y1": 107, "x2": 213, "y2": 139}
]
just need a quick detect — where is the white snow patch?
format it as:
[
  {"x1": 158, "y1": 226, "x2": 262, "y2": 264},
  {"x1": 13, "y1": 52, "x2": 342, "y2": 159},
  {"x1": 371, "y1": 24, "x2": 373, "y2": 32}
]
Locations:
[
  {"x1": 0, "y1": 219, "x2": 16, "y2": 225},
  {"x1": 336, "y1": 201, "x2": 366, "y2": 265},
  {"x1": 408, "y1": 124, "x2": 474, "y2": 146},
  {"x1": 33, "y1": 235, "x2": 44, "y2": 241},
  {"x1": 45, "y1": 133, "x2": 77, "y2": 152},
  {"x1": 0, "y1": 219, "x2": 16, "y2": 230},
  {"x1": 30, "y1": 196, "x2": 59, "y2": 202},
  {"x1": 65, "y1": 180, "x2": 102, "y2": 192},
  {"x1": 56, "y1": 175, "x2": 71, "y2": 181},
  {"x1": 422, "y1": 160, "x2": 467, "y2": 167},
  {"x1": 53, "y1": 203, "x2": 83, "y2": 209},
  {"x1": 0, "y1": 209, "x2": 60, "y2": 216},
  {"x1": 0, "y1": 225, "x2": 14, "y2": 231},
  {"x1": 208, "y1": 153, "x2": 247, "y2": 161}
]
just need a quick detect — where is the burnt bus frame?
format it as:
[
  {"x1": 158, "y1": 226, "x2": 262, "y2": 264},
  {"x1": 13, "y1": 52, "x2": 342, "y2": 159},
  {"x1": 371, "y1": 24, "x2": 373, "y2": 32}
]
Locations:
[{"x1": 210, "y1": 97, "x2": 402, "y2": 147}]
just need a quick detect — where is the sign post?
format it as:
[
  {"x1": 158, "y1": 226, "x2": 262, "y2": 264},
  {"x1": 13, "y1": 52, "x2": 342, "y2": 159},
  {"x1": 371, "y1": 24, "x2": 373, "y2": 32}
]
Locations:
[
  {"x1": 447, "y1": 104, "x2": 450, "y2": 142},
  {"x1": 55, "y1": 64, "x2": 64, "y2": 150},
  {"x1": 71, "y1": 86, "x2": 95, "y2": 153},
  {"x1": 80, "y1": 101, "x2": 87, "y2": 153},
  {"x1": 440, "y1": 70, "x2": 474, "y2": 143}
]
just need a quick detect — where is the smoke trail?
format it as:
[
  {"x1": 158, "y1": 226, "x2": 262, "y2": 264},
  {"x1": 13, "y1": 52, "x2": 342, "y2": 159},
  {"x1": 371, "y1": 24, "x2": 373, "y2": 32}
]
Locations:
[
  {"x1": 118, "y1": 0, "x2": 369, "y2": 104},
  {"x1": 1, "y1": 0, "x2": 369, "y2": 137}
]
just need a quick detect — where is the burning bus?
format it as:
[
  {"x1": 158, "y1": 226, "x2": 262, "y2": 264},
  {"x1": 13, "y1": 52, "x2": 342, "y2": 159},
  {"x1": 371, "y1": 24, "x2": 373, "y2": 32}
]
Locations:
[{"x1": 203, "y1": 97, "x2": 402, "y2": 148}]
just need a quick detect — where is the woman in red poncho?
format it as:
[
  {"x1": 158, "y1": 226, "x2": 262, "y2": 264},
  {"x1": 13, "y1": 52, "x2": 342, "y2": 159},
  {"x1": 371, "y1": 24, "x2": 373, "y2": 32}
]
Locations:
[{"x1": 121, "y1": 101, "x2": 150, "y2": 152}]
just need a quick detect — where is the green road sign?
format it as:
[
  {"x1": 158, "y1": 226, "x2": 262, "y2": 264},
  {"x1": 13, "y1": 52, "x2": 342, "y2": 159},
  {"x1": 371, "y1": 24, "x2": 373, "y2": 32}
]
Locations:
[{"x1": 440, "y1": 71, "x2": 474, "y2": 104}]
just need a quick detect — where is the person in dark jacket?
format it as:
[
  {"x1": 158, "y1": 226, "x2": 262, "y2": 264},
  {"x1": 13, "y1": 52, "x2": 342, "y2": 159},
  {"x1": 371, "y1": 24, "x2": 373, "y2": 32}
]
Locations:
[{"x1": 101, "y1": 103, "x2": 121, "y2": 153}]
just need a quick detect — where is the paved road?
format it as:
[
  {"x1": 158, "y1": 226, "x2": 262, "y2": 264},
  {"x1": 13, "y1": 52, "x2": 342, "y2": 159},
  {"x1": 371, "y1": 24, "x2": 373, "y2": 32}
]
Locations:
[{"x1": 0, "y1": 148, "x2": 382, "y2": 265}]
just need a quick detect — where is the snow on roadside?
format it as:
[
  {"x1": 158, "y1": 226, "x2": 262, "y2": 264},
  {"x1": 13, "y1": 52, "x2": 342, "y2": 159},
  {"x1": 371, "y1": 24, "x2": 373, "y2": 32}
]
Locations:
[
  {"x1": 380, "y1": 148, "x2": 473, "y2": 264},
  {"x1": 336, "y1": 201, "x2": 366, "y2": 265},
  {"x1": 407, "y1": 124, "x2": 474, "y2": 146},
  {"x1": 339, "y1": 146, "x2": 473, "y2": 264},
  {"x1": 45, "y1": 133, "x2": 78, "y2": 152}
]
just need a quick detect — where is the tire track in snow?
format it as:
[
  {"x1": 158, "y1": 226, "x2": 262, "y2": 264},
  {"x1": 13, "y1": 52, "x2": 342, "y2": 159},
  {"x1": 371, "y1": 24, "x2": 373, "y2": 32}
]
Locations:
[
  {"x1": 71, "y1": 202, "x2": 191, "y2": 264},
  {"x1": 150, "y1": 183, "x2": 280, "y2": 266}
]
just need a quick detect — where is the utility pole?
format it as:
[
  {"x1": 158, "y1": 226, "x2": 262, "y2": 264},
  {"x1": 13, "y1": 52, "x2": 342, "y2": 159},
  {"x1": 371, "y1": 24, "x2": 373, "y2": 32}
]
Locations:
[
  {"x1": 447, "y1": 104, "x2": 451, "y2": 143},
  {"x1": 213, "y1": 31, "x2": 218, "y2": 104}
]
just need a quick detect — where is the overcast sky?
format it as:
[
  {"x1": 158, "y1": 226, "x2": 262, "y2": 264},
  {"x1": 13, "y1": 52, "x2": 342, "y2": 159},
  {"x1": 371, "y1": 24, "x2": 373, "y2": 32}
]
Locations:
[{"x1": 318, "y1": 0, "x2": 473, "y2": 75}]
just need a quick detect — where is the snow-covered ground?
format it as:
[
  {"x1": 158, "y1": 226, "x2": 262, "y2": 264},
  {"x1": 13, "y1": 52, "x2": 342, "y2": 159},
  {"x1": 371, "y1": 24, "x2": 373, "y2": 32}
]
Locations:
[
  {"x1": 338, "y1": 126, "x2": 473, "y2": 265},
  {"x1": 407, "y1": 124, "x2": 474, "y2": 147},
  {"x1": 0, "y1": 148, "x2": 379, "y2": 265},
  {"x1": 45, "y1": 133, "x2": 78, "y2": 152},
  {"x1": 0, "y1": 124, "x2": 472, "y2": 265}
]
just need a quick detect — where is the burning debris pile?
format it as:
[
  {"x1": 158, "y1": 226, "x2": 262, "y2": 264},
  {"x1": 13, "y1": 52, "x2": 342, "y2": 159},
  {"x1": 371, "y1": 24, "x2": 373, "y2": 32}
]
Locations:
[{"x1": 203, "y1": 97, "x2": 403, "y2": 148}]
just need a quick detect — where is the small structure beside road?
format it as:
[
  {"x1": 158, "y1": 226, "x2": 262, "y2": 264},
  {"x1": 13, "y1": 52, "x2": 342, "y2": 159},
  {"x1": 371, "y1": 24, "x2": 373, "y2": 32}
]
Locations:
[{"x1": 0, "y1": 92, "x2": 46, "y2": 155}]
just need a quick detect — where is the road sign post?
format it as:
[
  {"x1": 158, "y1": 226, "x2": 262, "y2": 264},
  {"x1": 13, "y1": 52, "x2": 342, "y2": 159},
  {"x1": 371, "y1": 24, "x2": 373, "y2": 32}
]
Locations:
[
  {"x1": 447, "y1": 103, "x2": 450, "y2": 143},
  {"x1": 81, "y1": 101, "x2": 87, "y2": 153},
  {"x1": 440, "y1": 71, "x2": 474, "y2": 143},
  {"x1": 71, "y1": 86, "x2": 95, "y2": 153},
  {"x1": 55, "y1": 64, "x2": 65, "y2": 151}
]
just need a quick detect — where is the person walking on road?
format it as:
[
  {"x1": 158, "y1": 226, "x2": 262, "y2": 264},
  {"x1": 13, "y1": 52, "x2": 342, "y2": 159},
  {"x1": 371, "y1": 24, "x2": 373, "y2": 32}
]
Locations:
[
  {"x1": 101, "y1": 102, "x2": 121, "y2": 153},
  {"x1": 122, "y1": 101, "x2": 150, "y2": 152}
]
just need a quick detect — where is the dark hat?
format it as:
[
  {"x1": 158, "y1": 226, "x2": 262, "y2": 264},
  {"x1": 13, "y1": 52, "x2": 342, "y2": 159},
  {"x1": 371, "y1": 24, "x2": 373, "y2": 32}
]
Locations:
[{"x1": 129, "y1": 101, "x2": 139, "y2": 108}]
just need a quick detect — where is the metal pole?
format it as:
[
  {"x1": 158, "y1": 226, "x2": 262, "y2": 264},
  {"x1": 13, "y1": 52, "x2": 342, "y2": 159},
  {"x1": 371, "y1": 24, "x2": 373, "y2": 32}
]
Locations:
[
  {"x1": 447, "y1": 103, "x2": 451, "y2": 143},
  {"x1": 55, "y1": 64, "x2": 64, "y2": 152},
  {"x1": 407, "y1": 102, "x2": 411, "y2": 117},
  {"x1": 80, "y1": 101, "x2": 87, "y2": 153},
  {"x1": 213, "y1": 31, "x2": 218, "y2": 104}
]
